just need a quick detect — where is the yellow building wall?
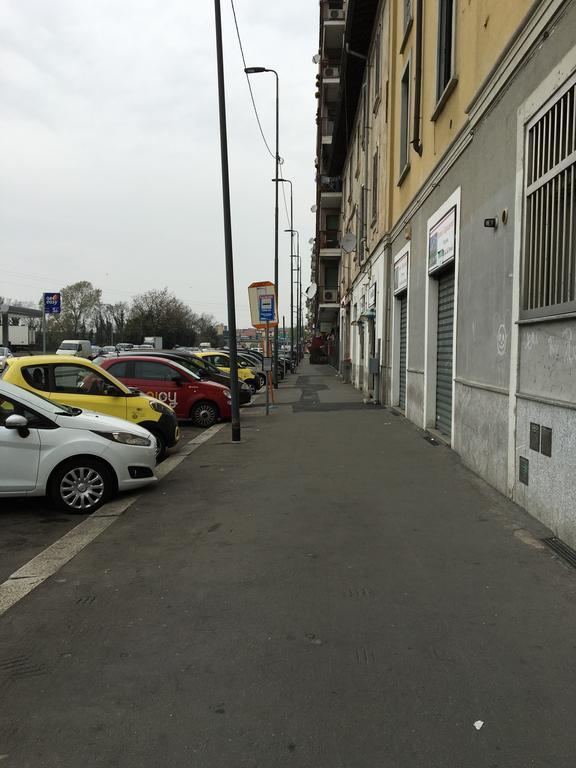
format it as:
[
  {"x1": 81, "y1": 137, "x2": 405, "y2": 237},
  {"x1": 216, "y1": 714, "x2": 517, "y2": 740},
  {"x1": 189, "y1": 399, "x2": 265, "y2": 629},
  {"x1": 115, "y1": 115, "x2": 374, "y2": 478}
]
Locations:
[{"x1": 391, "y1": 0, "x2": 534, "y2": 225}]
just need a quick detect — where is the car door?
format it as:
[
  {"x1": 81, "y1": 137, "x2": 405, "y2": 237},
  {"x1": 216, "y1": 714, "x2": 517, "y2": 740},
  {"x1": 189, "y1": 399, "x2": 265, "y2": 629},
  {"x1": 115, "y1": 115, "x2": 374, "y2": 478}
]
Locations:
[
  {"x1": 49, "y1": 362, "x2": 128, "y2": 421},
  {"x1": 0, "y1": 395, "x2": 41, "y2": 492},
  {"x1": 131, "y1": 360, "x2": 185, "y2": 417}
]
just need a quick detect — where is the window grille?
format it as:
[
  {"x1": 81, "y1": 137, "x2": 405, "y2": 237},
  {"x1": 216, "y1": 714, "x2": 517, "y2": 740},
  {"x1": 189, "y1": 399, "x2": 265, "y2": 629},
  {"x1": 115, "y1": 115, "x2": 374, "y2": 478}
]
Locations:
[{"x1": 523, "y1": 76, "x2": 576, "y2": 313}]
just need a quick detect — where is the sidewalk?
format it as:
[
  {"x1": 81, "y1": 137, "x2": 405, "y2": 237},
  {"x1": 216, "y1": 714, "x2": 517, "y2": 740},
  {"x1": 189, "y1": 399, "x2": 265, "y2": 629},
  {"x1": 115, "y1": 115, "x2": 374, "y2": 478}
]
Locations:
[{"x1": 1, "y1": 359, "x2": 576, "y2": 767}]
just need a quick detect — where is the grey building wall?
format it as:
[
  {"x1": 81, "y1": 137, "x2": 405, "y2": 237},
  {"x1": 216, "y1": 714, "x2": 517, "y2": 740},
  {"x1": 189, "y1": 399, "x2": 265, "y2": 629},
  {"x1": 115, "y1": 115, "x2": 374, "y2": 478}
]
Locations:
[{"x1": 389, "y1": 2, "x2": 576, "y2": 525}]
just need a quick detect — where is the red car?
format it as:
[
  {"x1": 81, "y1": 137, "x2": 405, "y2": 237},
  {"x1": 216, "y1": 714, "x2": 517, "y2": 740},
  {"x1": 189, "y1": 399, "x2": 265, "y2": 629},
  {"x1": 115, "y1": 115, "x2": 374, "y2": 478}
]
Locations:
[{"x1": 99, "y1": 355, "x2": 231, "y2": 428}]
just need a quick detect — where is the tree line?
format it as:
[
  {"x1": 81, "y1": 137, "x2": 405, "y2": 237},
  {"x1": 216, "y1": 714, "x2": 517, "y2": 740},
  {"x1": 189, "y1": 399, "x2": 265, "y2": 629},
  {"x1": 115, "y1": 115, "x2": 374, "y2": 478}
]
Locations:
[{"x1": 40, "y1": 282, "x2": 221, "y2": 350}]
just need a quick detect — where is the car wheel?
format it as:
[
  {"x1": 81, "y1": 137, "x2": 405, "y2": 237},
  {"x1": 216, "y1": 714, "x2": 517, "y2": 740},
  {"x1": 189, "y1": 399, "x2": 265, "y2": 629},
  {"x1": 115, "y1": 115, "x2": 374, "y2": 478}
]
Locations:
[
  {"x1": 148, "y1": 429, "x2": 167, "y2": 462},
  {"x1": 49, "y1": 459, "x2": 113, "y2": 514},
  {"x1": 247, "y1": 380, "x2": 258, "y2": 395},
  {"x1": 190, "y1": 401, "x2": 219, "y2": 428},
  {"x1": 256, "y1": 373, "x2": 266, "y2": 389}
]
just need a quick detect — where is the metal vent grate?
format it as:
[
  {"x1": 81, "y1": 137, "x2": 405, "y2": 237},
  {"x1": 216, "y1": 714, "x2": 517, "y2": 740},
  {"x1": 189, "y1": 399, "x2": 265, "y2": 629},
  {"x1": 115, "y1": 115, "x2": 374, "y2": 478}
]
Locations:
[{"x1": 542, "y1": 537, "x2": 576, "y2": 569}]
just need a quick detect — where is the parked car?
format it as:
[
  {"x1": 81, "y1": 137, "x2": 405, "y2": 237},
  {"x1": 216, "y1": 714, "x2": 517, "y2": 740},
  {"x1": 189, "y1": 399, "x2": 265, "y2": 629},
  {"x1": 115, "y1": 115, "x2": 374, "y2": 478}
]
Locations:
[
  {"x1": 195, "y1": 350, "x2": 261, "y2": 394},
  {"x1": 94, "y1": 349, "x2": 252, "y2": 405},
  {"x1": 101, "y1": 345, "x2": 118, "y2": 355},
  {"x1": 0, "y1": 347, "x2": 13, "y2": 366},
  {"x1": 1, "y1": 355, "x2": 180, "y2": 460},
  {"x1": 56, "y1": 340, "x2": 92, "y2": 358},
  {"x1": 0, "y1": 379, "x2": 157, "y2": 513},
  {"x1": 99, "y1": 355, "x2": 231, "y2": 428}
]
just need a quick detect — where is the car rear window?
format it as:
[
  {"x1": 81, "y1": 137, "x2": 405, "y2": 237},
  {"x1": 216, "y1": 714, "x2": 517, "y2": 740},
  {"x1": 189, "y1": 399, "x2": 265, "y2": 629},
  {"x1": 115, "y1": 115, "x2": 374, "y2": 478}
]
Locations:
[
  {"x1": 106, "y1": 360, "x2": 131, "y2": 378},
  {"x1": 133, "y1": 361, "x2": 175, "y2": 381},
  {"x1": 22, "y1": 365, "x2": 50, "y2": 391}
]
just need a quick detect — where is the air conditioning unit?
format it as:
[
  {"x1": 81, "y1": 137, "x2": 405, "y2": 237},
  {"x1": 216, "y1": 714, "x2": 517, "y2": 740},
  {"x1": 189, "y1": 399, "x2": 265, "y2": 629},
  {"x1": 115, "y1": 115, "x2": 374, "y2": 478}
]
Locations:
[
  {"x1": 323, "y1": 65, "x2": 339, "y2": 78},
  {"x1": 329, "y1": 8, "x2": 345, "y2": 20},
  {"x1": 323, "y1": 289, "x2": 337, "y2": 302}
]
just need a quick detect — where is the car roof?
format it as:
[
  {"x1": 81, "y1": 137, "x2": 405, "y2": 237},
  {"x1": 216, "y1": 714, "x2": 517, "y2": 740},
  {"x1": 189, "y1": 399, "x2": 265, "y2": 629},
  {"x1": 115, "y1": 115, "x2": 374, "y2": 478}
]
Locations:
[
  {"x1": 6, "y1": 354, "x2": 93, "y2": 366},
  {"x1": 103, "y1": 354, "x2": 198, "y2": 373}
]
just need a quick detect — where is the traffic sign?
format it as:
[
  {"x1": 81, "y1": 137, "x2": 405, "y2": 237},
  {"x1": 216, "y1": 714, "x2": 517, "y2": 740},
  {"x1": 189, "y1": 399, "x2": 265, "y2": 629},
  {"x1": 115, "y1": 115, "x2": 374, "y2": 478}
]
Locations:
[
  {"x1": 44, "y1": 293, "x2": 61, "y2": 314},
  {"x1": 258, "y1": 295, "x2": 275, "y2": 322},
  {"x1": 248, "y1": 281, "x2": 278, "y2": 329}
]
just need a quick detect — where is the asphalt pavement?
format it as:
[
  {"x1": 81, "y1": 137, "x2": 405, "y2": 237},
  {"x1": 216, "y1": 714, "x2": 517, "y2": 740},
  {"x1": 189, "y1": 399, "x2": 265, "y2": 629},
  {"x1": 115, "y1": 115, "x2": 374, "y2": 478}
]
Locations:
[{"x1": 1, "y1": 360, "x2": 576, "y2": 767}]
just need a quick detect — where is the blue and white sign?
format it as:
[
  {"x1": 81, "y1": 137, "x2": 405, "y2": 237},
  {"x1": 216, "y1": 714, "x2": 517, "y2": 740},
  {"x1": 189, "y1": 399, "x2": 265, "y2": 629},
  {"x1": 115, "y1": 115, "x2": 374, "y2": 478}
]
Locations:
[
  {"x1": 258, "y1": 295, "x2": 276, "y2": 323},
  {"x1": 43, "y1": 292, "x2": 61, "y2": 314}
]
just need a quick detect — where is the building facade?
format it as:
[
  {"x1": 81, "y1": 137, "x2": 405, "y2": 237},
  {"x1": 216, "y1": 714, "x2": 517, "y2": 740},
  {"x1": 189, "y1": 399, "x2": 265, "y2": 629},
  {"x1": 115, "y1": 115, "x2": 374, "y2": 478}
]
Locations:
[{"x1": 312, "y1": 0, "x2": 576, "y2": 547}]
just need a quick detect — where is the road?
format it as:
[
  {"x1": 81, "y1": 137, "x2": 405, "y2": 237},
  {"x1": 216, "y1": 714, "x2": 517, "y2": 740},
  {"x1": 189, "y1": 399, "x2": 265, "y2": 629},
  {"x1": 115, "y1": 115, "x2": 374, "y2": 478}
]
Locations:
[
  {"x1": 0, "y1": 424, "x2": 204, "y2": 583},
  {"x1": 1, "y1": 362, "x2": 576, "y2": 767}
]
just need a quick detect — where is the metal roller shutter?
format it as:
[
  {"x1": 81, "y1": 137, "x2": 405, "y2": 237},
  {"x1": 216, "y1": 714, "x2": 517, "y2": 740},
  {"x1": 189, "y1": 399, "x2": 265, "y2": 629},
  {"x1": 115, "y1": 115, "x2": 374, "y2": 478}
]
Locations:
[
  {"x1": 399, "y1": 294, "x2": 407, "y2": 410},
  {"x1": 436, "y1": 270, "x2": 455, "y2": 436}
]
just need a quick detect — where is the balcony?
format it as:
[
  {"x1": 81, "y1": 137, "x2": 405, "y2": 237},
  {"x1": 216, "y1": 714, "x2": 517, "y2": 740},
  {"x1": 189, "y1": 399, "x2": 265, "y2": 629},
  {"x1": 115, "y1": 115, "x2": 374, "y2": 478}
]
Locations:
[
  {"x1": 321, "y1": 117, "x2": 335, "y2": 144},
  {"x1": 317, "y1": 284, "x2": 340, "y2": 325},
  {"x1": 319, "y1": 229, "x2": 340, "y2": 251},
  {"x1": 319, "y1": 175, "x2": 342, "y2": 207},
  {"x1": 322, "y1": 1, "x2": 346, "y2": 50}
]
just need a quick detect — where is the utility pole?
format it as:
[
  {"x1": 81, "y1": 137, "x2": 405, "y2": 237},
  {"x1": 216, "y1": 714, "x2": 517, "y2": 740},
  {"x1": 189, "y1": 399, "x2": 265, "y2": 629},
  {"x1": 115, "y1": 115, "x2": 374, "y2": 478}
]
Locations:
[{"x1": 214, "y1": 0, "x2": 241, "y2": 441}]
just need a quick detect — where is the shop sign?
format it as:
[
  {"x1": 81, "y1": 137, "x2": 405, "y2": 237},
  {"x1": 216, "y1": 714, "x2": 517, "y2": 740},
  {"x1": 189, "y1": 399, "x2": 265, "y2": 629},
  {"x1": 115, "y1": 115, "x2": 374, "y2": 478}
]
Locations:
[
  {"x1": 394, "y1": 252, "x2": 408, "y2": 294},
  {"x1": 428, "y1": 206, "x2": 456, "y2": 273}
]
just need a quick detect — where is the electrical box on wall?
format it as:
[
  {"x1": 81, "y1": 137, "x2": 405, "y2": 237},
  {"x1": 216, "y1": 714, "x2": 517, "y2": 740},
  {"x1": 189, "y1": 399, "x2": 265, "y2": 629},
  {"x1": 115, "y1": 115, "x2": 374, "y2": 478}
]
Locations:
[{"x1": 368, "y1": 357, "x2": 380, "y2": 374}]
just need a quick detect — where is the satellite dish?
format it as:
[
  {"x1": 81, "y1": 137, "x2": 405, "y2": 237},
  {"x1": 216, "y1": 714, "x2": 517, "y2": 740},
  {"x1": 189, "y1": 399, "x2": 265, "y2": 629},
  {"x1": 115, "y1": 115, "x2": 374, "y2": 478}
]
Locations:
[
  {"x1": 341, "y1": 232, "x2": 356, "y2": 252},
  {"x1": 310, "y1": 204, "x2": 317, "y2": 213},
  {"x1": 308, "y1": 237, "x2": 315, "y2": 245},
  {"x1": 306, "y1": 283, "x2": 318, "y2": 299},
  {"x1": 312, "y1": 53, "x2": 321, "y2": 64}
]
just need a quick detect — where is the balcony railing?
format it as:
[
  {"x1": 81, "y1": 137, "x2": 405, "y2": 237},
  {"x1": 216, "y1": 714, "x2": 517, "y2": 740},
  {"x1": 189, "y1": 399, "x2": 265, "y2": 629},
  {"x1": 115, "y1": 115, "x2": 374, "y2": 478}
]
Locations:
[
  {"x1": 322, "y1": 62, "x2": 340, "y2": 79},
  {"x1": 319, "y1": 287, "x2": 340, "y2": 304},
  {"x1": 322, "y1": 1, "x2": 346, "y2": 22},
  {"x1": 318, "y1": 175, "x2": 342, "y2": 193},
  {"x1": 321, "y1": 117, "x2": 335, "y2": 139},
  {"x1": 319, "y1": 229, "x2": 341, "y2": 249}
]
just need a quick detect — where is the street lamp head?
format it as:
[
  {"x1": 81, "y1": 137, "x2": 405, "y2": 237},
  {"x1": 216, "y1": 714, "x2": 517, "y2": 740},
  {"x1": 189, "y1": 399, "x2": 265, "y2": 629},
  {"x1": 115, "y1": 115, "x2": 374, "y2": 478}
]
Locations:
[{"x1": 244, "y1": 67, "x2": 267, "y2": 74}]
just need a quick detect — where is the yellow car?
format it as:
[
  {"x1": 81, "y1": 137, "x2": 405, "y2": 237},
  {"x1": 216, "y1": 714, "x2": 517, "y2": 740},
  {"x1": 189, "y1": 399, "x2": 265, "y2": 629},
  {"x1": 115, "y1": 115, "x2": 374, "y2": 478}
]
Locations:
[
  {"x1": 194, "y1": 351, "x2": 261, "y2": 394},
  {"x1": 1, "y1": 355, "x2": 180, "y2": 460}
]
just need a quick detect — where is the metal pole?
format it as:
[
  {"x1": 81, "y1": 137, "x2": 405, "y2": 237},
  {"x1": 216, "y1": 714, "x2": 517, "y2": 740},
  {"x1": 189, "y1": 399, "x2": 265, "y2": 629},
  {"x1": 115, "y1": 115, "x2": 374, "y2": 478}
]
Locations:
[
  {"x1": 288, "y1": 183, "x2": 294, "y2": 372},
  {"x1": 42, "y1": 313, "x2": 46, "y2": 354},
  {"x1": 298, "y1": 249, "x2": 304, "y2": 360},
  {"x1": 273, "y1": 71, "x2": 280, "y2": 389},
  {"x1": 265, "y1": 321, "x2": 270, "y2": 416},
  {"x1": 214, "y1": 0, "x2": 241, "y2": 441}
]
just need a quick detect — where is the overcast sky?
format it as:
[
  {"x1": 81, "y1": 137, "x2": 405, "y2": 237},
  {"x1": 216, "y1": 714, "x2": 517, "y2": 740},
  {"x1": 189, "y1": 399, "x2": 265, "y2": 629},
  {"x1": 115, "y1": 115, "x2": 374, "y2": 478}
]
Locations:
[{"x1": 0, "y1": 0, "x2": 318, "y2": 328}]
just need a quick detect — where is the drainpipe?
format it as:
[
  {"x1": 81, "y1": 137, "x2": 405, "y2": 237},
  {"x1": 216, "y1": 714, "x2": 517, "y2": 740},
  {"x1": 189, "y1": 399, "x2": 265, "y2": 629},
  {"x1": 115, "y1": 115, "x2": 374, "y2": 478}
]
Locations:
[{"x1": 411, "y1": 0, "x2": 423, "y2": 156}]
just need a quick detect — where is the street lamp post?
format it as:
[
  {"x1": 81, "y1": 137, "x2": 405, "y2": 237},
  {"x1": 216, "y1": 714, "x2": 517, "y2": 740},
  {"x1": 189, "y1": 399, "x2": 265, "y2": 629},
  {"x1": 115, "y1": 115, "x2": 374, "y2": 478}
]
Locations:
[
  {"x1": 284, "y1": 228, "x2": 299, "y2": 371},
  {"x1": 245, "y1": 66, "x2": 280, "y2": 388},
  {"x1": 275, "y1": 178, "x2": 294, "y2": 370},
  {"x1": 214, "y1": 0, "x2": 241, "y2": 441}
]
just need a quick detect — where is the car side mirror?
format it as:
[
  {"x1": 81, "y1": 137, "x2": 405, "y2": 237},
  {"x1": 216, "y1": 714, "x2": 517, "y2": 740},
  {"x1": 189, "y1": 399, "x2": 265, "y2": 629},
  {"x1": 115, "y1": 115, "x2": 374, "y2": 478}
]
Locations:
[
  {"x1": 104, "y1": 385, "x2": 122, "y2": 396},
  {"x1": 172, "y1": 376, "x2": 184, "y2": 387},
  {"x1": 5, "y1": 413, "x2": 30, "y2": 437}
]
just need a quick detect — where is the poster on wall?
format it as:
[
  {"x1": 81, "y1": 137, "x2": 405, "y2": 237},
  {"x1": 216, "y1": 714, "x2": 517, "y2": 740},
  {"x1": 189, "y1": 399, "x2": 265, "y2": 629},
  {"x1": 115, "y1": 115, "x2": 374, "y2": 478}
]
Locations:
[
  {"x1": 368, "y1": 283, "x2": 376, "y2": 308},
  {"x1": 428, "y1": 206, "x2": 456, "y2": 273},
  {"x1": 394, "y1": 252, "x2": 408, "y2": 294}
]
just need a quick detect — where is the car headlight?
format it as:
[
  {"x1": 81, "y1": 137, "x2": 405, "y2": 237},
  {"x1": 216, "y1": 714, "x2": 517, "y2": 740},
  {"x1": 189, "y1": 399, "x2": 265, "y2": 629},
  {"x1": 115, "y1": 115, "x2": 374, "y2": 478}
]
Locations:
[
  {"x1": 150, "y1": 400, "x2": 173, "y2": 416},
  {"x1": 94, "y1": 431, "x2": 151, "y2": 446},
  {"x1": 224, "y1": 388, "x2": 231, "y2": 399},
  {"x1": 241, "y1": 382, "x2": 250, "y2": 392}
]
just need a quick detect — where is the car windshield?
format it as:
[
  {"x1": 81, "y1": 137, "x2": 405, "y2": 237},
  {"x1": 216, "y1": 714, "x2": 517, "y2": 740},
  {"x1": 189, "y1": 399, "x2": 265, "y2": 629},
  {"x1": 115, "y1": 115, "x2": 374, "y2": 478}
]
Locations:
[
  {"x1": 0, "y1": 348, "x2": 11, "y2": 356},
  {"x1": 3, "y1": 385, "x2": 81, "y2": 416},
  {"x1": 59, "y1": 342, "x2": 80, "y2": 350}
]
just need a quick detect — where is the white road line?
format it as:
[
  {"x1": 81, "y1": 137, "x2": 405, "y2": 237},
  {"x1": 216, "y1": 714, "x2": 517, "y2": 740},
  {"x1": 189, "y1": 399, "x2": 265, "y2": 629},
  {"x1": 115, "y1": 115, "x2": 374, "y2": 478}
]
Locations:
[{"x1": 0, "y1": 423, "x2": 225, "y2": 617}]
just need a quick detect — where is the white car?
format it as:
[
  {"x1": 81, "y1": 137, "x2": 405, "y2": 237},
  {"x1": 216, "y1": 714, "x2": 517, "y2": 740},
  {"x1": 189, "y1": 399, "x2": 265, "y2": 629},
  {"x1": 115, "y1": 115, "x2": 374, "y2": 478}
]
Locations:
[
  {"x1": 0, "y1": 347, "x2": 13, "y2": 365},
  {"x1": 0, "y1": 380, "x2": 158, "y2": 513}
]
